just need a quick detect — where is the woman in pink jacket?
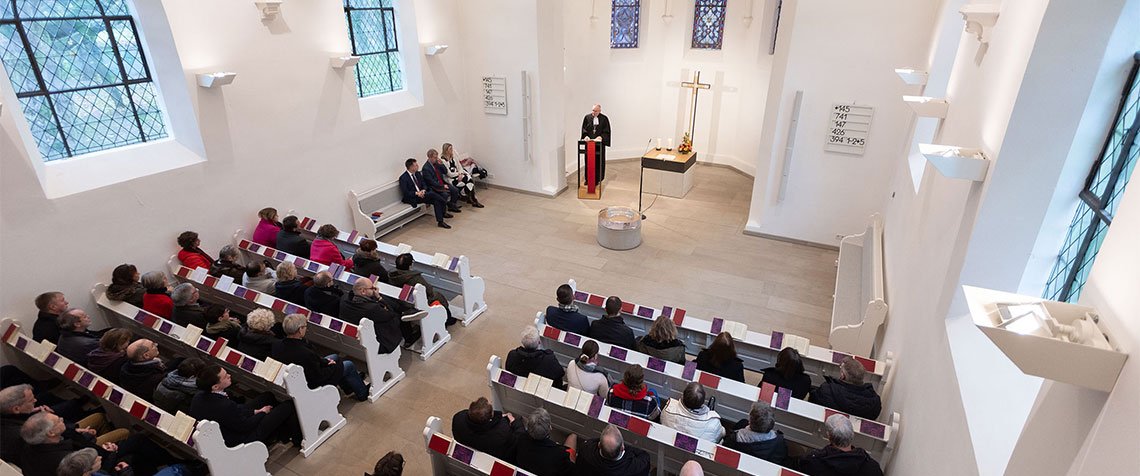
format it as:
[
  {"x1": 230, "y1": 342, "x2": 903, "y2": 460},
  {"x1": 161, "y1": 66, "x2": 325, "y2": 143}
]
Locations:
[
  {"x1": 310, "y1": 224, "x2": 354, "y2": 269},
  {"x1": 252, "y1": 207, "x2": 282, "y2": 247}
]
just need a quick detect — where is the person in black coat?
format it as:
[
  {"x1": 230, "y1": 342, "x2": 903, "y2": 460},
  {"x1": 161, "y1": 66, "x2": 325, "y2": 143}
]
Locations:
[
  {"x1": 56, "y1": 310, "x2": 103, "y2": 366},
  {"x1": 724, "y1": 401, "x2": 787, "y2": 464},
  {"x1": 271, "y1": 314, "x2": 370, "y2": 401},
  {"x1": 239, "y1": 309, "x2": 279, "y2": 361},
  {"x1": 189, "y1": 365, "x2": 301, "y2": 447},
  {"x1": 351, "y1": 239, "x2": 390, "y2": 284},
  {"x1": 451, "y1": 397, "x2": 523, "y2": 462},
  {"x1": 33, "y1": 291, "x2": 68, "y2": 344},
  {"x1": 580, "y1": 104, "x2": 611, "y2": 181},
  {"x1": 272, "y1": 262, "x2": 308, "y2": 306},
  {"x1": 810, "y1": 358, "x2": 881, "y2": 420},
  {"x1": 514, "y1": 408, "x2": 576, "y2": 476},
  {"x1": 170, "y1": 284, "x2": 209, "y2": 330},
  {"x1": 275, "y1": 216, "x2": 311, "y2": 259},
  {"x1": 399, "y1": 158, "x2": 451, "y2": 229},
  {"x1": 795, "y1": 414, "x2": 883, "y2": 476},
  {"x1": 587, "y1": 296, "x2": 636, "y2": 350},
  {"x1": 338, "y1": 279, "x2": 419, "y2": 354},
  {"x1": 505, "y1": 326, "x2": 566, "y2": 389},
  {"x1": 574, "y1": 424, "x2": 650, "y2": 476},
  {"x1": 760, "y1": 347, "x2": 813, "y2": 399},
  {"x1": 304, "y1": 271, "x2": 344, "y2": 317},
  {"x1": 421, "y1": 149, "x2": 461, "y2": 212},
  {"x1": 545, "y1": 284, "x2": 589, "y2": 335},
  {"x1": 118, "y1": 339, "x2": 180, "y2": 401},
  {"x1": 694, "y1": 332, "x2": 746, "y2": 383},
  {"x1": 18, "y1": 412, "x2": 113, "y2": 476}
]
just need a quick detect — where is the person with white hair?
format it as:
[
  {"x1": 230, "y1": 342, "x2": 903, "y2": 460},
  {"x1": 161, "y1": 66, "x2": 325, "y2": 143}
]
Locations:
[
  {"x1": 170, "y1": 283, "x2": 208, "y2": 329},
  {"x1": 574, "y1": 424, "x2": 650, "y2": 476},
  {"x1": 810, "y1": 357, "x2": 882, "y2": 420},
  {"x1": 271, "y1": 314, "x2": 371, "y2": 401},
  {"x1": 724, "y1": 401, "x2": 787, "y2": 463},
  {"x1": 796, "y1": 414, "x2": 883, "y2": 476},
  {"x1": 505, "y1": 325, "x2": 566, "y2": 389},
  {"x1": 513, "y1": 407, "x2": 576, "y2": 475},
  {"x1": 18, "y1": 412, "x2": 121, "y2": 476},
  {"x1": 208, "y1": 244, "x2": 246, "y2": 283}
]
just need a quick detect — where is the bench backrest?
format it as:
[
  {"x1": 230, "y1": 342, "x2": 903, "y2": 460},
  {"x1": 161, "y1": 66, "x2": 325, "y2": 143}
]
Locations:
[
  {"x1": 356, "y1": 181, "x2": 405, "y2": 218},
  {"x1": 486, "y1": 355, "x2": 808, "y2": 476},
  {"x1": 830, "y1": 214, "x2": 888, "y2": 357},
  {"x1": 535, "y1": 315, "x2": 897, "y2": 467},
  {"x1": 566, "y1": 281, "x2": 890, "y2": 392},
  {"x1": 423, "y1": 416, "x2": 530, "y2": 476}
]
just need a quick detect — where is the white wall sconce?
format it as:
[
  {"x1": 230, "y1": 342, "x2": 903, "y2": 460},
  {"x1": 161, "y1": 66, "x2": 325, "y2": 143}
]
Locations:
[
  {"x1": 423, "y1": 45, "x2": 449, "y2": 56},
  {"x1": 960, "y1": 3, "x2": 1000, "y2": 43},
  {"x1": 662, "y1": 0, "x2": 674, "y2": 23},
  {"x1": 903, "y1": 96, "x2": 949, "y2": 118},
  {"x1": 330, "y1": 55, "x2": 361, "y2": 68},
  {"x1": 894, "y1": 68, "x2": 929, "y2": 86},
  {"x1": 254, "y1": 0, "x2": 282, "y2": 20},
  {"x1": 919, "y1": 143, "x2": 990, "y2": 181},
  {"x1": 963, "y1": 286, "x2": 1127, "y2": 392},
  {"x1": 196, "y1": 72, "x2": 238, "y2": 88},
  {"x1": 742, "y1": 0, "x2": 755, "y2": 26}
]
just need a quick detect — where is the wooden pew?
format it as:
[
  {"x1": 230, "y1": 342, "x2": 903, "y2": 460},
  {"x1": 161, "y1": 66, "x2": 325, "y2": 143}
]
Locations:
[
  {"x1": 423, "y1": 416, "x2": 531, "y2": 476},
  {"x1": 347, "y1": 180, "x2": 429, "y2": 238},
  {"x1": 229, "y1": 237, "x2": 450, "y2": 360},
  {"x1": 486, "y1": 354, "x2": 813, "y2": 476},
  {"x1": 830, "y1": 214, "x2": 888, "y2": 358},
  {"x1": 92, "y1": 283, "x2": 345, "y2": 457},
  {"x1": 535, "y1": 313, "x2": 899, "y2": 467},
  {"x1": 284, "y1": 213, "x2": 488, "y2": 325},
  {"x1": 166, "y1": 258, "x2": 406, "y2": 401},
  {"x1": 1, "y1": 319, "x2": 271, "y2": 476},
  {"x1": 565, "y1": 279, "x2": 894, "y2": 396}
]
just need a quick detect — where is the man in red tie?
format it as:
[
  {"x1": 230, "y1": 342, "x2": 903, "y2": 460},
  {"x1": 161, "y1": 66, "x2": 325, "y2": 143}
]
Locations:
[
  {"x1": 399, "y1": 158, "x2": 453, "y2": 229},
  {"x1": 421, "y1": 149, "x2": 463, "y2": 214}
]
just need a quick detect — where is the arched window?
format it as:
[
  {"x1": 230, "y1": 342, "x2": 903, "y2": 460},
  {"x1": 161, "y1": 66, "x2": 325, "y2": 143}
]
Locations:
[
  {"x1": 1044, "y1": 52, "x2": 1140, "y2": 302},
  {"x1": 611, "y1": 0, "x2": 640, "y2": 49},
  {"x1": 344, "y1": 0, "x2": 403, "y2": 98},
  {"x1": 692, "y1": 0, "x2": 727, "y2": 50},
  {"x1": 0, "y1": 0, "x2": 168, "y2": 161}
]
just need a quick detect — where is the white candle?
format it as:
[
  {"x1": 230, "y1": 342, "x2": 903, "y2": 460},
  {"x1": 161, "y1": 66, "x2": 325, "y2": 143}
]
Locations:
[
  {"x1": 656, "y1": 138, "x2": 662, "y2": 149},
  {"x1": 667, "y1": 138, "x2": 673, "y2": 150}
]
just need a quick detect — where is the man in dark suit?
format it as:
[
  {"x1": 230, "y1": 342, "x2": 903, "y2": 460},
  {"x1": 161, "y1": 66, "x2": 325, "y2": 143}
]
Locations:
[
  {"x1": 399, "y1": 158, "x2": 452, "y2": 229},
  {"x1": 33, "y1": 292, "x2": 67, "y2": 344},
  {"x1": 339, "y1": 279, "x2": 419, "y2": 354},
  {"x1": 421, "y1": 149, "x2": 462, "y2": 212},
  {"x1": 574, "y1": 424, "x2": 651, "y2": 476},
  {"x1": 580, "y1": 104, "x2": 611, "y2": 182},
  {"x1": 588, "y1": 296, "x2": 637, "y2": 350},
  {"x1": 275, "y1": 215, "x2": 311, "y2": 259},
  {"x1": 189, "y1": 365, "x2": 301, "y2": 447},
  {"x1": 451, "y1": 396, "x2": 523, "y2": 462},
  {"x1": 271, "y1": 314, "x2": 370, "y2": 401}
]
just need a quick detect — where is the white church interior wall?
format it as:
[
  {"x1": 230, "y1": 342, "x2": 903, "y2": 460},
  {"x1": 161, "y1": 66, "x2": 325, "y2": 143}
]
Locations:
[{"x1": 0, "y1": 0, "x2": 470, "y2": 325}]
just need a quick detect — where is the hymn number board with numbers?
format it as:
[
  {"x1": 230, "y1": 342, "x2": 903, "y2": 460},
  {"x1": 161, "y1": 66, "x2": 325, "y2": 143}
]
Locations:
[
  {"x1": 482, "y1": 75, "x2": 507, "y2": 115},
  {"x1": 824, "y1": 103, "x2": 873, "y2": 155}
]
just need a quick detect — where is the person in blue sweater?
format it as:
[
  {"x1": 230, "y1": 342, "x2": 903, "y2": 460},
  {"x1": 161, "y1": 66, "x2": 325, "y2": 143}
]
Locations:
[{"x1": 545, "y1": 285, "x2": 589, "y2": 335}]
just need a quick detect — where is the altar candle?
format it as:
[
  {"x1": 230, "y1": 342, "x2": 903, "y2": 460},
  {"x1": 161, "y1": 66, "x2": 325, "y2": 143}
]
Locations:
[
  {"x1": 667, "y1": 138, "x2": 673, "y2": 149},
  {"x1": 656, "y1": 138, "x2": 662, "y2": 149}
]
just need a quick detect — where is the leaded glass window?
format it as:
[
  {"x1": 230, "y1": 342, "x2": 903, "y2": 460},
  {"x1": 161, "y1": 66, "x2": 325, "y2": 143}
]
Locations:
[
  {"x1": 1043, "y1": 52, "x2": 1140, "y2": 303},
  {"x1": 692, "y1": 0, "x2": 726, "y2": 50},
  {"x1": 611, "y1": 0, "x2": 639, "y2": 49},
  {"x1": 344, "y1": 0, "x2": 402, "y2": 98},
  {"x1": 0, "y1": 0, "x2": 168, "y2": 162}
]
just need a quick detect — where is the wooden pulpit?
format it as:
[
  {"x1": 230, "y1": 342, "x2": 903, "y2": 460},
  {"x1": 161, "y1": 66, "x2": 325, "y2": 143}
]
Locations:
[{"x1": 577, "y1": 139, "x2": 605, "y2": 199}]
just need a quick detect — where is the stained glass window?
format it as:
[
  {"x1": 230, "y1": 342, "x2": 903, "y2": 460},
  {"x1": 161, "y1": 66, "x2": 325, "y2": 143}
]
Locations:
[
  {"x1": 0, "y1": 0, "x2": 168, "y2": 162},
  {"x1": 344, "y1": 0, "x2": 403, "y2": 98},
  {"x1": 692, "y1": 0, "x2": 727, "y2": 50},
  {"x1": 1044, "y1": 52, "x2": 1140, "y2": 303},
  {"x1": 611, "y1": 0, "x2": 640, "y2": 49}
]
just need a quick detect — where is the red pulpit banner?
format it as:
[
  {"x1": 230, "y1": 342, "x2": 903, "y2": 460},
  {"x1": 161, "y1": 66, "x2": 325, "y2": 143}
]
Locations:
[{"x1": 586, "y1": 141, "x2": 596, "y2": 194}]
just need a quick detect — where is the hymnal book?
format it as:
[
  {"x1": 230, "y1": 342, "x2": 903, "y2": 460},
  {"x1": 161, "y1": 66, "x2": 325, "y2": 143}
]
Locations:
[
  {"x1": 542, "y1": 326, "x2": 561, "y2": 340},
  {"x1": 760, "y1": 382, "x2": 776, "y2": 403},
  {"x1": 44, "y1": 352, "x2": 60, "y2": 367},
  {"x1": 564, "y1": 333, "x2": 581, "y2": 346},
  {"x1": 490, "y1": 462, "x2": 513, "y2": 475},
  {"x1": 428, "y1": 434, "x2": 451, "y2": 455},
  {"x1": 63, "y1": 363, "x2": 80, "y2": 381},
  {"x1": 343, "y1": 324, "x2": 359, "y2": 338},
  {"x1": 203, "y1": 275, "x2": 218, "y2": 288},
  {"x1": 710, "y1": 318, "x2": 724, "y2": 335},
  {"x1": 451, "y1": 444, "x2": 474, "y2": 464},
  {"x1": 143, "y1": 408, "x2": 162, "y2": 426},
  {"x1": 158, "y1": 321, "x2": 174, "y2": 335},
  {"x1": 432, "y1": 253, "x2": 450, "y2": 268},
  {"x1": 627, "y1": 417, "x2": 652, "y2": 436},
  {"x1": 175, "y1": 266, "x2": 190, "y2": 278},
  {"x1": 636, "y1": 306, "x2": 654, "y2": 318},
  {"x1": 673, "y1": 309, "x2": 687, "y2": 326},
  {"x1": 129, "y1": 401, "x2": 147, "y2": 419},
  {"x1": 647, "y1": 358, "x2": 667, "y2": 372},
  {"x1": 189, "y1": 267, "x2": 208, "y2": 284},
  {"x1": 329, "y1": 263, "x2": 345, "y2": 279},
  {"x1": 447, "y1": 257, "x2": 460, "y2": 272},
  {"x1": 271, "y1": 299, "x2": 287, "y2": 312},
  {"x1": 587, "y1": 295, "x2": 604, "y2": 307},
  {"x1": 674, "y1": 433, "x2": 698, "y2": 452},
  {"x1": 769, "y1": 331, "x2": 784, "y2": 350},
  {"x1": 194, "y1": 337, "x2": 212, "y2": 353},
  {"x1": 224, "y1": 349, "x2": 243, "y2": 366},
  {"x1": 563, "y1": 387, "x2": 583, "y2": 408},
  {"x1": 29, "y1": 341, "x2": 56, "y2": 362},
  {"x1": 2, "y1": 323, "x2": 19, "y2": 344},
  {"x1": 346, "y1": 274, "x2": 359, "y2": 284},
  {"x1": 587, "y1": 395, "x2": 604, "y2": 418},
  {"x1": 329, "y1": 319, "x2": 344, "y2": 332},
  {"x1": 77, "y1": 371, "x2": 95, "y2": 388},
  {"x1": 698, "y1": 372, "x2": 721, "y2": 389},
  {"x1": 275, "y1": 251, "x2": 286, "y2": 261},
  {"x1": 533, "y1": 377, "x2": 554, "y2": 400},
  {"x1": 179, "y1": 325, "x2": 203, "y2": 346},
  {"x1": 293, "y1": 257, "x2": 306, "y2": 267},
  {"x1": 262, "y1": 247, "x2": 275, "y2": 258},
  {"x1": 238, "y1": 239, "x2": 252, "y2": 248},
  {"x1": 608, "y1": 346, "x2": 627, "y2": 361},
  {"x1": 217, "y1": 274, "x2": 235, "y2": 291},
  {"x1": 860, "y1": 419, "x2": 887, "y2": 438},
  {"x1": 775, "y1": 387, "x2": 792, "y2": 410},
  {"x1": 523, "y1": 374, "x2": 541, "y2": 394},
  {"x1": 574, "y1": 392, "x2": 594, "y2": 414},
  {"x1": 399, "y1": 285, "x2": 415, "y2": 303},
  {"x1": 682, "y1": 361, "x2": 698, "y2": 380},
  {"x1": 608, "y1": 411, "x2": 630, "y2": 428},
  {"x1": 300, "y1": 217, "x2": 314, "y2": 230},
  {"x1": 831, "y1": 351, "x2": 850, "y2": 364},
  {"x1": 724, "y1": 320, "x2": 748, "y2": 341},
  {"x1": 396, "y1": 243, "x2": 413, "y2": 255},
  {"x1": 347, "y1": 230, "x2": 359, "y2": 243},
  {"x1": 854, "y1": 356, "x2": 877, "y2": 373},
  {"x1": 783, "y1": 334, "x2": 810, "y2": 355},
  {"x1": 257, "y1": 357, "x2": 283, "y2": 381},
  {"x1": 248, "y1": 243, "x2": 261, "y2": 253},
  {"x1": 661, "y1": 306, "x2": 673, "y2": 317},
  {"x1": 166, "y1": 412, "x2": 196, "y2": 442},
  {"x1": 573, "y1": 291, "x2": 588, "y2": 303},
  {"x1": 240, "y1": 356, "x2": 258, "y2": 373},
  {"x1": 92, "y1": 379, "x2": 111, "y2": 398},
  {"x1": 620, "y1": 302, "x2": 635, "y2": 314},
  {"x1": 497, "y1": 372, "x2": 517, "y2": 387},
  {"x1": 306, "y1": 262, "x2": 320, "y2": 272},
  {"x1": 713, "y1": 447, "x2": 741, "y2": 468},
  {"x1": 108, "y1": 388, "x2": 124, "y2": 405},
  {"x1": 207, "y1": 337, "x2": 228, "y2": 357}
]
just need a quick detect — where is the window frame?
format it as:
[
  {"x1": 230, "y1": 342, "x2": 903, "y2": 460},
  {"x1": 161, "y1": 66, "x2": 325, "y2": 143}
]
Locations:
[
  {"x1": 343, "y1": 0, "x2": 403, "y2": 99},
  {"x1": 691, "y1": 0, "x2": 727, "y2": 50},
  {"x1": 1044, "y1": 52, "x2": 1140, "y2": 302},
  {"x1": 1, "y1": 0, "x2": 167, "y2": 161},
  {"x1": 610, "y1": 0, "x2": 640, "y2": 49}
]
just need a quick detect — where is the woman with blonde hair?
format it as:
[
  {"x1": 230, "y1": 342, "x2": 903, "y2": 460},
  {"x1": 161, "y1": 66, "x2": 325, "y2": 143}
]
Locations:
[
  {"x1": 273, "y1": 261, "x2": 307, "y2": 306},
  {"x1": 440, "y1": 142, "x2": 484, "y2": 208},
  {"x1": 239, "y1": 309, "x2": 280, "y2": 360},
  {"x1": 636, "y1": 315, "x2": 687, "y2": 364}
]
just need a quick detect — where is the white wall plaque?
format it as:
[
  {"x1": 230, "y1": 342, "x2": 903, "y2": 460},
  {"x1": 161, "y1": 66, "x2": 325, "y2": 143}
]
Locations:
[
  {"x1": 824, "y1": 103, "x2": 873, "y2": 156},
  {"x1": 482, "y1": 75, "x2": 507, "y2": 115}
]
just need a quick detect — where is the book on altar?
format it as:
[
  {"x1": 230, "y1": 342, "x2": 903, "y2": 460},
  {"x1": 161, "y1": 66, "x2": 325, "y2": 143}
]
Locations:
[
  {"x1": 396, "y1": 243, "x2": 413, "y2": 255},
  {"x1": 179, "y1": 325, "x2": 204, "y2": 346},
  {"x1": 432, "y1": 253, "x2": 450, "y2": 268}
]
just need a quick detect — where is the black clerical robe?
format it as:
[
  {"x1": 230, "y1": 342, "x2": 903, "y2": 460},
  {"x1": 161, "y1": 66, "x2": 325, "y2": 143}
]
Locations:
[{"x1": 580, "y1": 113, "x2": 611, "y2": 182}]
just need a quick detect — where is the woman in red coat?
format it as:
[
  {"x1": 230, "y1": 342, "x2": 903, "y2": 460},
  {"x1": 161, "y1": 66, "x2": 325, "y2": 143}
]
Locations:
[
  {"x1": 252, "y1": 207, "x2": 282, "y2": 248},
  {"x1": 177, "y1": 231, "x2": 213, "y2": 270},
  {"x1": 309, "y1": 224, "x2": 353, "y2": 269},
  {"x1": 141, "y1": 272, "x2": 174, "y2": 318}
]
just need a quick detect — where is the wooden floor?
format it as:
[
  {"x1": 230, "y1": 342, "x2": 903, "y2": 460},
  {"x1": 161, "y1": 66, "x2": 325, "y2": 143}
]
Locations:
[{"x1": 270, "y1": 160, "x2": 838, "y2": 475}]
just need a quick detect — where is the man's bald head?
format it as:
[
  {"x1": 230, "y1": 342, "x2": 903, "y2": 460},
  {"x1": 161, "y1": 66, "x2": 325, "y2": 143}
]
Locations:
[
  {"x1": 126, "y1": 339, "x2": 154, "y2": 361},
  {"x1": 680, "y1": 460, "x2": 704, "y2": 476},
  {"x1": 353, "y1": 278, "x2": 373, "y2": 294},
  {"x1": 599, "y1": 424, "x2": 624, "y2": 459}
]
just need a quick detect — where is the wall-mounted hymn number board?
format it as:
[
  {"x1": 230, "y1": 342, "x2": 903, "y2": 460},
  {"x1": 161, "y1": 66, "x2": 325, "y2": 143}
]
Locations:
[
  {"x1": 824, "y1": 103, "x2": 873, "y2": 155},
  {"x1": 482, "y1": 75, "x2": 507, "y2": 115}
]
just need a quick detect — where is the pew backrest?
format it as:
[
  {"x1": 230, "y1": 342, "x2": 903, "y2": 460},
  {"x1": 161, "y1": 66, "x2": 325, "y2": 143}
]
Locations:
[
  {"x1": 830, "y1": 213, "x2": 888, "y2": 358},
  {"x1": 422, "y1": 416, "x2": 531, "y2": 476},
  {"x1": 348, "y1": 180, "x2": 429, "y2": 239}
]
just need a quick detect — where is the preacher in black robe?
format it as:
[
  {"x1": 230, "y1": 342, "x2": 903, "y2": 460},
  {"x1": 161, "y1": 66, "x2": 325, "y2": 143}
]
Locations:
[{"x1": 581, "y1": 104, "x2": 611, "y2": 182}]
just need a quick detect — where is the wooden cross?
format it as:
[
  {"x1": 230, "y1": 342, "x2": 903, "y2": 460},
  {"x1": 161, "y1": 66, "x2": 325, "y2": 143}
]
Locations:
[{"x1": 681, "y1": 70, "x2": 712, "y2": 140}]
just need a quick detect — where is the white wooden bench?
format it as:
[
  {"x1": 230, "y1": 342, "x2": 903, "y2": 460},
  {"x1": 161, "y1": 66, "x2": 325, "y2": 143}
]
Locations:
[
  {"x1": 167, "y1": 259, "x2": 406, "y2": 400},
  {"x1": 830, "y1": 214, "x2": 888, "y2": 358},
  {"x1": 285, "y1": 214, "x2": 488, "y2": 325},
  {"x1": 487, "y1": 355, "x2": 811, "y2": 476},
  {"x1": 348, "y1": 180, "x2": 429, "y2": 239},
  {"x1": 1, "y1": 319, "x2": 271, "y2": 476},
  {"x1": 566, "y1": 279, "x2": 894, "y2": 396},
  {"x1": 230, "y1": 236, "x2": 451, "y2": 360},
  {"x1": 423, "y1": 416, "x2": 531, "y2": 476},
  {"x1": 92, "y1": 283, "x2": 345, "y2": 457},
  {"x1": 536, "y1": 313, "x2": 899, "y2": 468}
]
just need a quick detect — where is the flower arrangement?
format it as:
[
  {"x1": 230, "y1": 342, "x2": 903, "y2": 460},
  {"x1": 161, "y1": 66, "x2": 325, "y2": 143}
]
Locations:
[{"x1": 678, "y1": 132, "x2": 692, "y2": 154}]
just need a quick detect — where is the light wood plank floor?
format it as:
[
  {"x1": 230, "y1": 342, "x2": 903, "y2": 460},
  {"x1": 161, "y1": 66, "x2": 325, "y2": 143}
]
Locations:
[{"x1": 270, "y1": 160, "x2": 838, "y2": 475}]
